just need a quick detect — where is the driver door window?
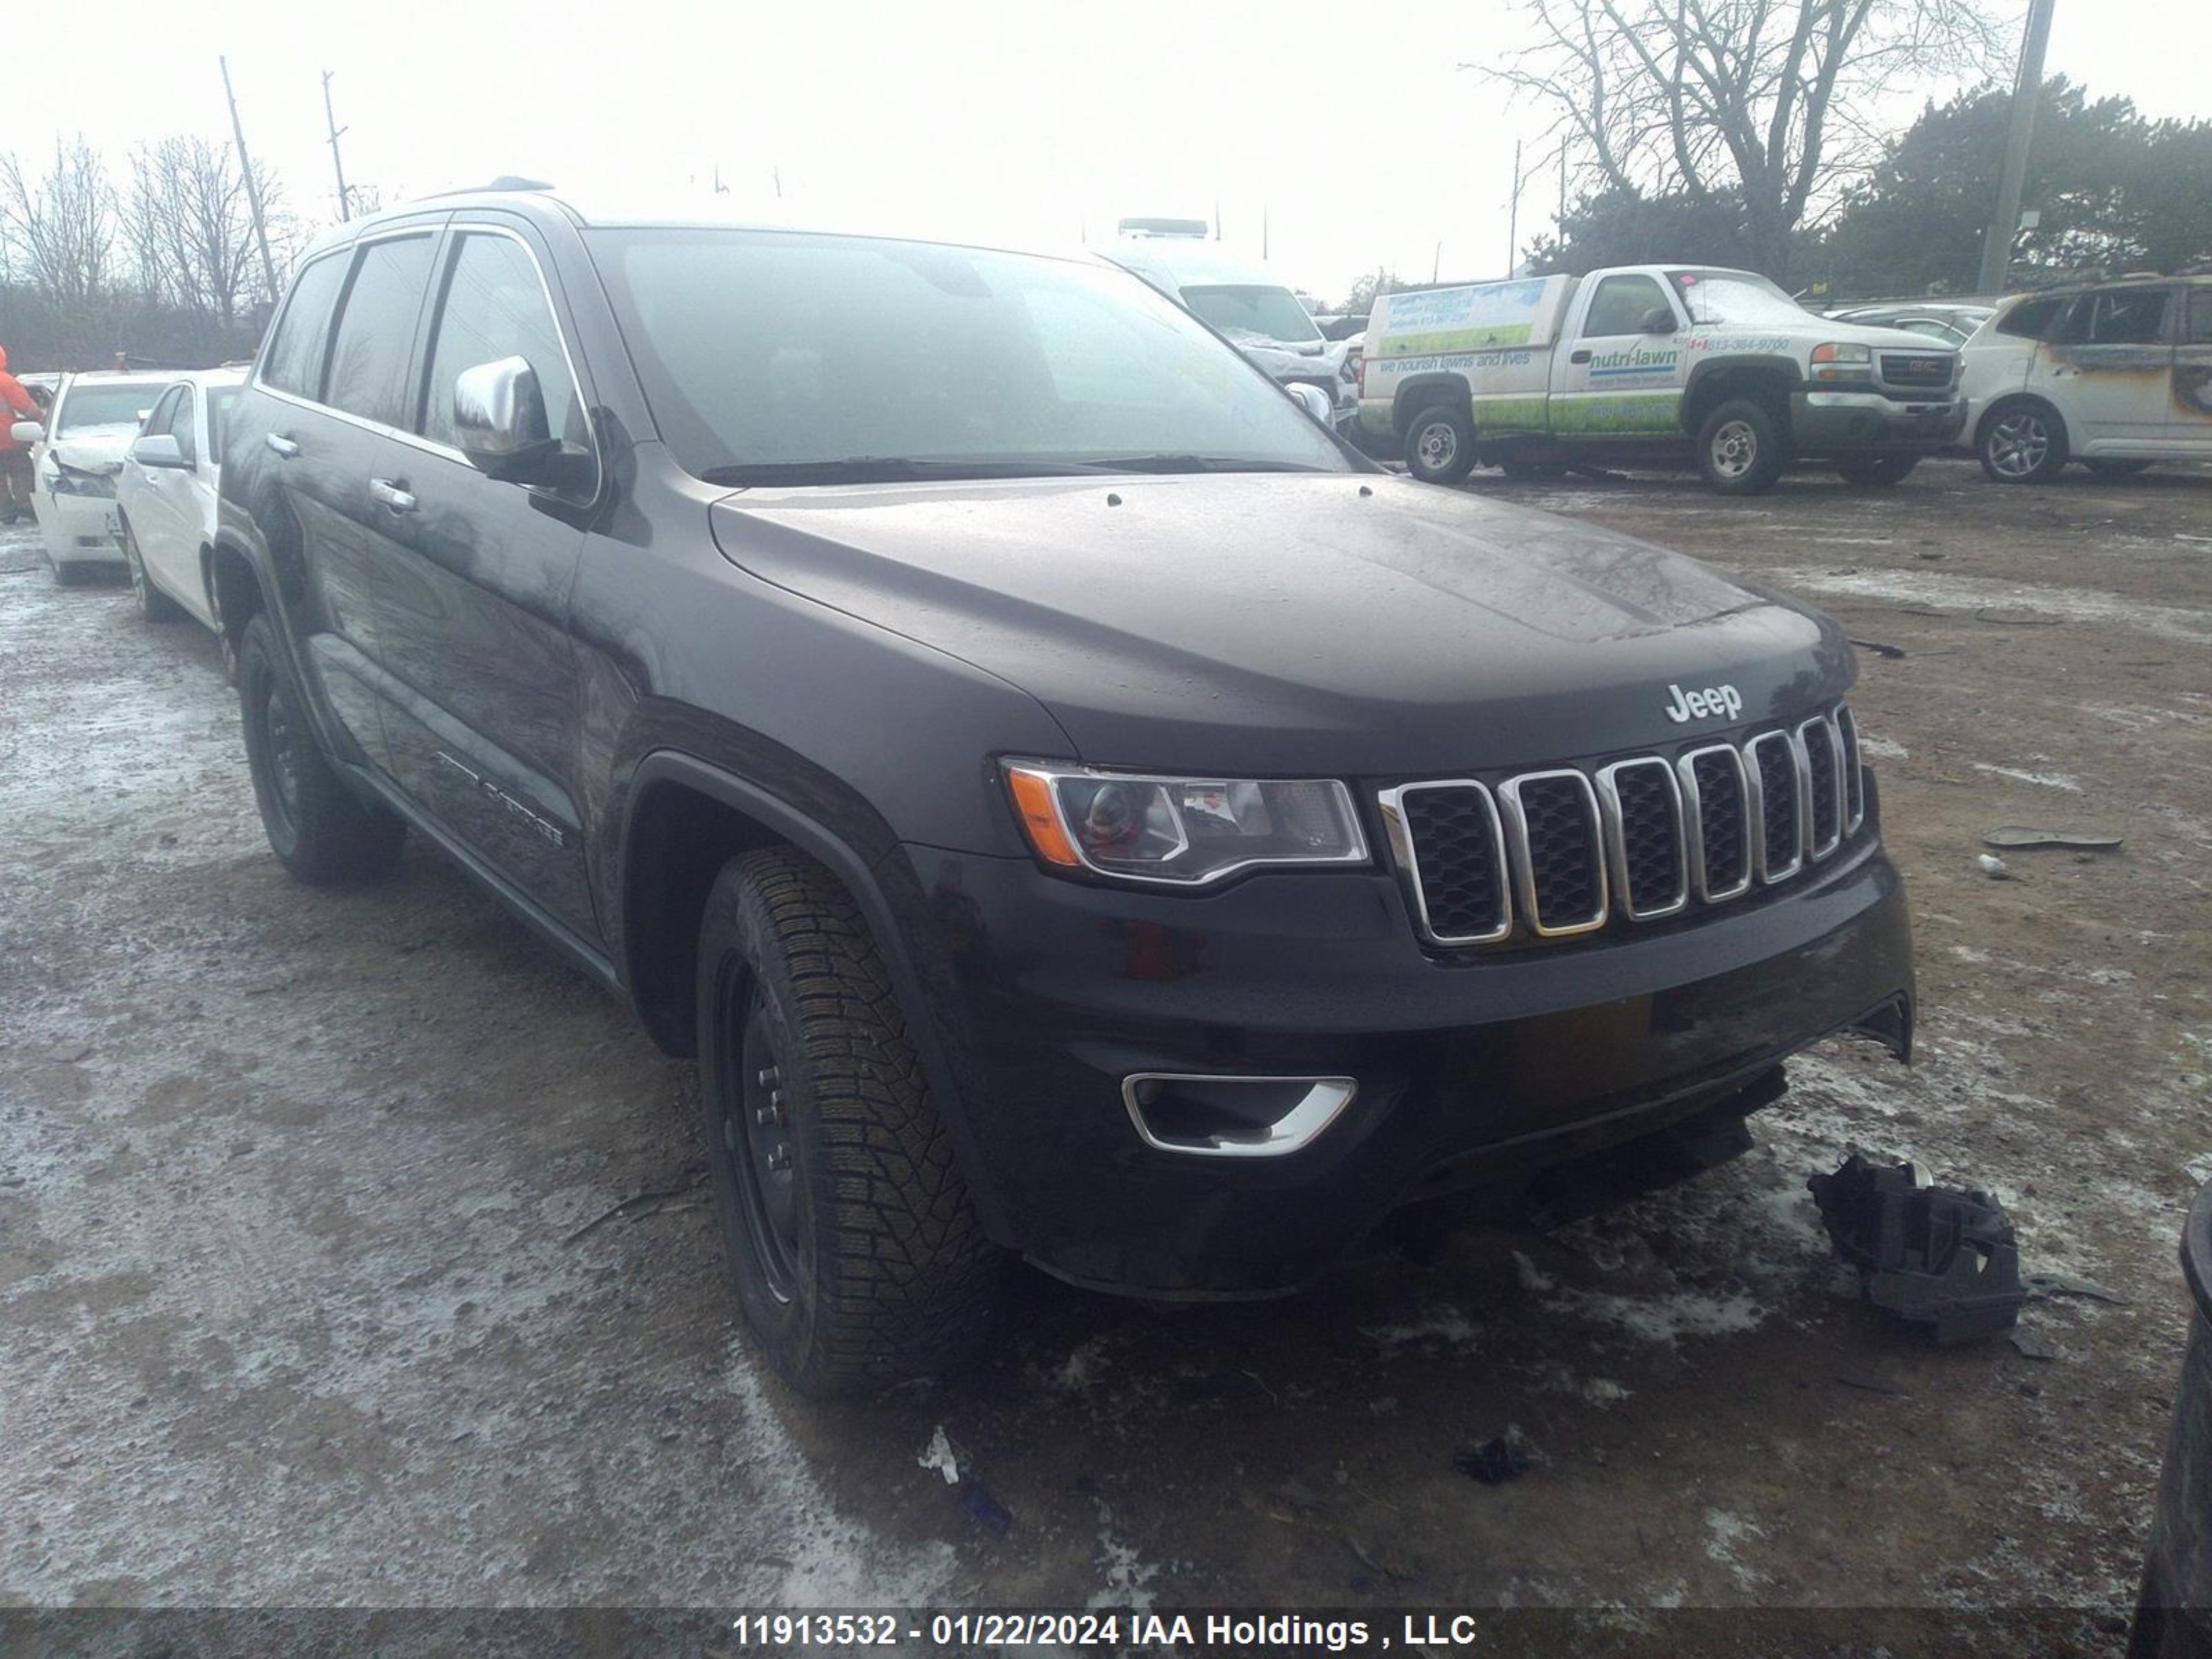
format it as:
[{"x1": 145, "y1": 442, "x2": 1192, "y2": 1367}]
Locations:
[
  {"x1": 418, "y1": 232, "x2": 583, "y2": 457},
  {"x1": 1581, "y1": 274, "x2": 1671, "y2": 339}
]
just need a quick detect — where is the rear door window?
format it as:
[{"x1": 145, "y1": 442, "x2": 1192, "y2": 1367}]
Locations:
[
  {"x1": 418, "y1": 231, "x2": 583, "y2": 451},
  {"x1": 324, "y1": 234, "x2": 437, "y2": 428},
  {"x1": 260, "y1": 253, "x2": 350, "y2": 399},
  {"x1": 2188, "y1": 290, "x2": 2212, "y2": 346},
  {"x1": 2063, "y1": 289, "x2": 2171, "y2": 346}
]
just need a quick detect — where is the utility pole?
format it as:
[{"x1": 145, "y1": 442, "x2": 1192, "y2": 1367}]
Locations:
[
  {"x1": 1506, "y1": 139, "x2": 1522, "y2": 276},
  {"x1": 321, "y1": 71, "x2": 353, "y2": 222},
  {"x1": 1432, "y1": 241, "x2": 1441, "y2": 283},
  {"x1": 1975, "y1": 0, "x2": 2056, "y2": 295},
  {"x1": 1262, "y1": 204, "x2": 1269, "y2": 261},
  {"x1": 221, "y1": 56, "x2": 279, "y2": 299}
]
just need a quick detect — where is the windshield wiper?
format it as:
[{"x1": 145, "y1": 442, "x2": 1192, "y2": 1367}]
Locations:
[{"x1": 700, "y1": 457, "x2": 1098, "y2": 487}]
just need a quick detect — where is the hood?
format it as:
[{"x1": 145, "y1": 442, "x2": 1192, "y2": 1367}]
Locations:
[
  {"x1": 1223, "y1": 326, "x2": 1329, "y2": 360},
  {"x1": 51, "y1": 429, "x2": 133, "y2": 473},
  {"x1": 1817, "y1": 319, "x2": 1962, "y2": 354},
  {"x1": 709, "y1": 473, "x2": 1853, "y2": 776}
]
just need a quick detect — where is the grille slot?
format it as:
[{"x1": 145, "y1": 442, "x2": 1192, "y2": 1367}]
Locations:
[
  {"x1": 1599, "y1": 758, "x2": 1687, "y2": 918},
  {"x1": 1501, "y1": 771, "x2": 1607, "y2": 935},
  {"x1": 1679, "y1": 744, "x2": 1754, "y2": 901},
  {"x1": 1799, "y1": 716, "x2": 1844, "y2": 857},
  {"x1": 1378, "y1": 782, "x2": 1509, "y2": 944},
  {"x1": 1836, "y1": 706, "x2": 1866, "y2": 832},
  {"x1": 1382, "y1": 702, "x2": 1864, "y2": 947},
  {"x1": 1747, "y1": 731, "x2": 1804, "y2": 881},
  {"x1": 1880, "y1": 351, "x2": 1954, "y2": 389}
]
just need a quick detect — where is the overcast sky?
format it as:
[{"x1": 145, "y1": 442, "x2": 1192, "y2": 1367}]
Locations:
[{"x1": 14, "y1": 0, "x2": 2209, "y2": 303}]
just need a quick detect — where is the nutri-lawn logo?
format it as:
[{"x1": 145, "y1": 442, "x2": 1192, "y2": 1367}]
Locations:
[{"x1": 1586, "y1": 344, "x2": 1680, "y2": 379}]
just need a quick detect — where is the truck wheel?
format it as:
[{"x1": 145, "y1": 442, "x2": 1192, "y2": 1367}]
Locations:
[
  {"x1": 1696, "y1": 399, "x2": 1785, "y2": 495},
  {"x1": 1835, "y1": 456, "x2": 1919, "y2": 488},
  {"x1": 122, "y1": 518, "x2": 182, "y2": 621},
  {"x1": 1978, "y1": 399, "x2": 2068, "y2": 483},
  {"x1": 236, "y1": 613, "x2": 406, "y2": 885},
  {"x1": 2084, "y1": 459, "x2": 2153, "y2": 480},
  {"x1": 1403, "y1": 404, "x2": 1477, "y2": 486},
  {"x1": 696, "y1": 846, "x2": 1001, "y2": 1397}
]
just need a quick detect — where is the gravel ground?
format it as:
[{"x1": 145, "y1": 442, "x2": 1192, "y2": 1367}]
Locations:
[{"x1": 2, "y1": 459, "x2": 2208, "y2": 1649}]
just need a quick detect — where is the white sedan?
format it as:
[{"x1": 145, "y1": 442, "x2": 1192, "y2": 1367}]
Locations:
[{"x1": 114, "y1": 367, "x2": 247, "y2": 626}]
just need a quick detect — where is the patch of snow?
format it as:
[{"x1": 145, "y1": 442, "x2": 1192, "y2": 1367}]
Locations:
[
  {"x1": 917, "y1": 1425, "x2": 959, "y2": 1485},
  {"x1": 1971, "y1": 762, "x2": 2083, "y2": 793},
  {"x1": 1362, "y1": 1306, "x2": 1480, "y2": 1352},
  {"x1": 1858, "y1": 734, "x2": 1909, "y2": 761}
]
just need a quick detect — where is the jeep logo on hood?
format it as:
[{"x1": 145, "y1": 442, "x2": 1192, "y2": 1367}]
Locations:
[{"x1": 1664, "y1": 682, "x2": 1743, "y2": 724}]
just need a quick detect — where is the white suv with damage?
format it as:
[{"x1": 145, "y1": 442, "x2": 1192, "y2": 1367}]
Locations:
[{"x1": 1960, "y1": 276, "x2": 2212, "y2": 483}]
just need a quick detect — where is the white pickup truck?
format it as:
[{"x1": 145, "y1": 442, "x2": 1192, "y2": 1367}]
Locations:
[{"x1": 1356, "y1": 265, "x2": 1967, "y2": 494}]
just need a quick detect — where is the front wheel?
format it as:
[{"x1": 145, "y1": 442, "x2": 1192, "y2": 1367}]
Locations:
[
  {"x1": 237, "y1": 613, "x2": 406, "y2": 885},
  {"x1": 1403, "y1": 404, "x2": 1477, "y2": 486},
  {"x1": 122, "y1": 518, "x2": 182, "y2": 621},
  {"x1": 1835, "y1": 455, "x2": 1920, "y2": 487},
  {"x1": 1979, "y1": 400, "x2": 2069, "y2": 483},
  {"x1": 1696, "y1": 398, "x2": 1786, "y2": 495},
  {"x1": 697, "y1": 847, "x2": 1001, "y2": 1396}
]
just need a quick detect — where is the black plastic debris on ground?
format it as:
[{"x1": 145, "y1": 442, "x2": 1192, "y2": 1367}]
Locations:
[
  {"x1": 1453, "y1": 1430, "x2": 1532, "y2": 1486},
  {"x1": 1808, "y1": 1154, "x2": 2026, "y2": 1344}
]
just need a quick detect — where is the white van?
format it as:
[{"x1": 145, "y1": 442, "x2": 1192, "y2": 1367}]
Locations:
[{"x1": 1960, "y1": 276, "x2": 2212, "y2": 482}]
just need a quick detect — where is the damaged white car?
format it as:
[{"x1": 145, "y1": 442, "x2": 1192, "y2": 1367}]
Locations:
[{"x1": 27, "y1": 373, "x2": 175, "y2": 585}]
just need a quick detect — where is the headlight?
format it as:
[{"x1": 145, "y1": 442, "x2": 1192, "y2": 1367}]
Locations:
[
  {"x1": 49, "y1": 465, "x2": 118, "y2": 499},
  {"x1": 1002, "y1": 760, "x2": 1367, "y2": 885},
  {"x1": 1810, "y1": 342, "x2": 1875, "y2": 382}
]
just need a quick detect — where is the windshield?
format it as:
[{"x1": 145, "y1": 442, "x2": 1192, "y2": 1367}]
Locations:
[
  {"x1": 1665, "y1": 270, "x2": 1811, "y2": 328},
  {"x1": 57, "y1": 384, "x2": 165, "y2": 436},
  {"x1": 1179, "y1": 284, "x2": 1324, "y2": 346},
  {"x1": 588, "y1": 229, "x2": 1347, "y2": 482}
]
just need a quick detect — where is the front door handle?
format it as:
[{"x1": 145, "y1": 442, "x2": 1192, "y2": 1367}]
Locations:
[
  {"x1": 265, "y1": 433, "x2": 299, "y2": 459},
  {"x1": 1570, "y1": 349, "x2": 1593, "y2": 365},
  {"x1": 369, "y1": 478, "x2": 417, "y2": 514}
]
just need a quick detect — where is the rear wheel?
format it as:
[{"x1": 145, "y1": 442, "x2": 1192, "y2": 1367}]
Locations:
[
  {"x1": 2084, "y1": 458, "x2": 2153, "y2": 480},
  {"x1": 1835, "y1": 455, "x2": 1920, "y2": 487},
  {"x1": 697, "y1": 847, "x2": 1001, "y2": 1396},
  {"x1": 1696, "y1": 398, "x2": 1786, "y2": 495},
  {"x1": 237, "y1": 613, "x2": 406, "y2": 885},
  {"x1": 1403, "y1": 404, "x2": 1477, "y2": 486},
  {"x1": 121, "y1": 518, "x2": 182, "y2": 621},
  {"x1": 1979, "y1": 400, "x2": 2068, "y2": 483}
]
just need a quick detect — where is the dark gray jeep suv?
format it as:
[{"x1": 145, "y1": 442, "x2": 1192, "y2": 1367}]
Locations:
[{"x1": 214, "y1": 187, "x2": 1913, "y2": 1395}]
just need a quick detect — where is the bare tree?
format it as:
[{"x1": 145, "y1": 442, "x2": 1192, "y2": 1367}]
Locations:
[
  {"x1": 118, "y1": 136, "x2": 292, "y2": 338},
  {"x1": 0, "y1": 136, "x2": 117, "y2": 306},
  {"x1": 1481, "y1": 0, "x2": 2004, "y2": 278}
]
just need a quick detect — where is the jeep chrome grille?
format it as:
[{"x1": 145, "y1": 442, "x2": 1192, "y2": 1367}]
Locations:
[{"x1": 1380, "y1": 705, "x2": 1865, "y2": 948}]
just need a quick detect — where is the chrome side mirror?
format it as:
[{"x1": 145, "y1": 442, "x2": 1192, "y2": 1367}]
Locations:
[
  {"x1": 1286, "y1": 382, "x2": 1335, "y2": 426},
  {"x1": 130, "y1": 433, "x2": 189, "y2": 469},
  {"x1": 10, "y1": 420, "x2": 42, "y2": 445},
  {"x1": 453, "y1": 356, "x2": 560, "y2": 482}
]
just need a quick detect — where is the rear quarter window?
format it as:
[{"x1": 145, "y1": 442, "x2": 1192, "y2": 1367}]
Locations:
[
  {"x1": 260, "y1": 253, "x2": 350, "y2": 399},
  {"x1": 1994, "y1": 296, "x2": 2065, "y2": 341}
]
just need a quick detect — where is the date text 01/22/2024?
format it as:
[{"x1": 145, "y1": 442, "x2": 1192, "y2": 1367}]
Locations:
[{"x1": 727, "y1": 1612, "x2": 1484, "y2": 1649}]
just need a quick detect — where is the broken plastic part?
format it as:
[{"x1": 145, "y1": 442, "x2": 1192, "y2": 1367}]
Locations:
[
  {"x1": 1808, "y1": 1154, "x2": 2025, "y2": 1345},
  {"x1": 1983, "y1": 827, "x2": 2124, "y2": 851}
]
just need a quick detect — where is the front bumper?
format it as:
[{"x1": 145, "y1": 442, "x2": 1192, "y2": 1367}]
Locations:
[
  {"x1": 39, "y1": 489, "x2": 124, "y2": 564},
  {"x1": 1790, "y1": 388, "x2": 1966, "y2": 453},
  {"x1": 903, "y1": 821, "x2": 1913, "y2": 1297}
]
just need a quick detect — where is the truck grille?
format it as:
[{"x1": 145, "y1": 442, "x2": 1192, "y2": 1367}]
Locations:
[
  {"x1": 1880, "y1": 352, "x2": 1954, "y2": 390},
  {"x1": 1379, "y1": 704, "x2": 1864, "y2": 948}
]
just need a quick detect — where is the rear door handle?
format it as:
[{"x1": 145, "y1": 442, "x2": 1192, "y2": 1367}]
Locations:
[
  {"x1": 1570, "y1": 349, "x2": 1593, "y2": 365},
  {"x1": 369, "y1": 478, "x2": 417, "y2": 514},
  {"x1": 265, "y1": 433, "x2": 299, "y2": 459}
]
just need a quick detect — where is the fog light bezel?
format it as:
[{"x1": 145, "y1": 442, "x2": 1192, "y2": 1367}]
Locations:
[{"x1": 1121, "y1": 1072, "x2": 1358, "y2": 1159}]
